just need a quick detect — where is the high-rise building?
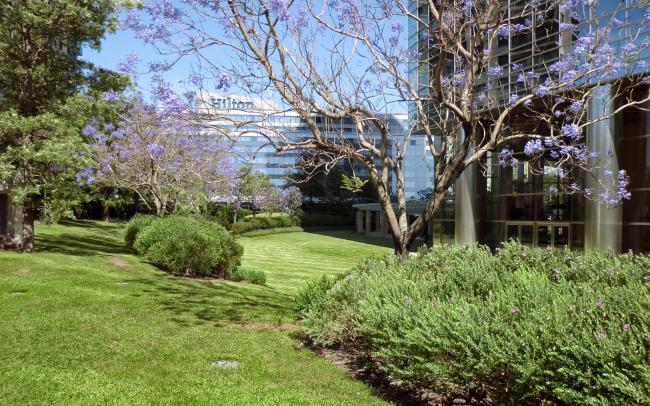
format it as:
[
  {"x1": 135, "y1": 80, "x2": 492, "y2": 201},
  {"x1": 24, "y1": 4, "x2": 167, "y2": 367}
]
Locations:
[
  {"x1": 355, "y1": 1, "x2": 650, "y2": 254},
  {"x1": 195, "y1": 91, "x2": 433, "y2": 199}
]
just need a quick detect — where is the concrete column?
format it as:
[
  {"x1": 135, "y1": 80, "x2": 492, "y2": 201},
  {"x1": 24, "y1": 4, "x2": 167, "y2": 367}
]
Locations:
[
  {"x1": 455, "y1": 128, "x2": 478, "y2": 245},
  {"x1": 585, "y1": 84, "x2": 622, "y2": 252},
  {"x1": 365, "y1": 210, "x2": 372, "y2": 235},
  {"x1": 379, "y1": 212, "x2": 388, "y2": 235},
  {"x1": 355, "y1": 210, "x2": 364, "y2": 233}
]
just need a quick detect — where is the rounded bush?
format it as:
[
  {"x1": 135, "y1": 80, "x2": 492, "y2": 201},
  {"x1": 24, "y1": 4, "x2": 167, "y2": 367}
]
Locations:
[
  {"x1": 299, "y1": 242, "x2": 650, "y2": 404},
  {"x1": 124, "y1": 214, "x2": 156, "y2": 248},
  {"x1": 134, "y1": 216, "x2": 243, "y2": 277}
]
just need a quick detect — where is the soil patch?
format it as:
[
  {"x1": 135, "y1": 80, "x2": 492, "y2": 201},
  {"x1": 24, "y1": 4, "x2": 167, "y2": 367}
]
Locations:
[{"x1": 107, "y1": 256, "x2": 133, "y2": 269}]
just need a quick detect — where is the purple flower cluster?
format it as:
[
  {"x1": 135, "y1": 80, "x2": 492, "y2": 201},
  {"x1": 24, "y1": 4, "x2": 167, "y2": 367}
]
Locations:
[{"x1": 523, "y1": 139, "x2": 543, "y2": 156}]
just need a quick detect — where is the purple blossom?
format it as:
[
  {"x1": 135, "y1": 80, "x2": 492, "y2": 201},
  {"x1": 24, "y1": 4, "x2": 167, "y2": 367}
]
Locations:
[
  {"x1": 267, "y1": 0, "x2": 290, "y2": 22},
  {"x1": 146, "y1": 143, "x2": 166, "y2": 157},
  {"x1": 596, "y1": 299, "x2": 604, "y2": 309},
  {"x1": 117, "y1": 52, "x2": 139, "y2": 75},
  {"x1": 498, "y1": 148, "x2": 517, "y2": 167},
  {"x1": 523, "y1": 139, "x2": 543, "y2": 156},
  {"x1": 535, "y1": 85, "x2": 551, "y2": 97},
  {"x1": 215, "y1": 71, "x2": 230, "y2": 90},
  {"x1": 623, "y1": 324, "x2": 630, "y2": 332},
  {"x1": 511, "y1": 307, "x2": 520, "y2": 314},
  {"x1": 103, "y1": 91, "x2": 121, "y2": 102},
  {"x1": 509, "y1": 94, "x2": 518, "y2": 104},
  {"x1": 487, "y1": 65, "x2": 503, "y2": 78},
  {"x1": 560, "y1": 123, "x2": 581, "y2": 140}
]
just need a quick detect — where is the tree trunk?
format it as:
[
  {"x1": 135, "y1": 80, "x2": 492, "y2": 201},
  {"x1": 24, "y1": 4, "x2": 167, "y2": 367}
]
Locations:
[
  {"x1": 21, "y1": 197, "x2": 35, "y2": 253},
  {"x1": 393, "y1": 233, "x2": 411, "y2": 258},
  {"x1": 102, "y1": 204, "x2": 110, "y2": 222}
]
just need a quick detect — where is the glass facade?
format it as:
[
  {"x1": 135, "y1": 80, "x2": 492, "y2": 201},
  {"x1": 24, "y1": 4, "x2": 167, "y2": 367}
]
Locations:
[
  {"x1": 197, "y1": 92, "x2": 434, "y2": 199},
  {"x1": 377, "y1": 1, "x2": 650, "y2": 254}
]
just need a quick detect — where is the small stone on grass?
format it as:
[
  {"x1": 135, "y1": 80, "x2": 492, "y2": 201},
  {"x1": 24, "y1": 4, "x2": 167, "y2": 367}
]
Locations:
[{"x1": 213, "y1": 360, "x2": 239, "y2": 368}]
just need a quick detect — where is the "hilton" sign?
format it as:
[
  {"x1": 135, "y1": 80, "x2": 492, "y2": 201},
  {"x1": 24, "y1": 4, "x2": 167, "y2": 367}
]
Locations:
[{"x1": 210, "y1": 96, "x2": 255, "y2": 110}]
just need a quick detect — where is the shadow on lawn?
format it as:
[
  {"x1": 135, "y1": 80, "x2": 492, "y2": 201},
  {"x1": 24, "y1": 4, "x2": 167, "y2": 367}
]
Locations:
[
  {"x1": 36, "y1": 232, "x2": 131, "y2": 256},
  {"x1": 128, "y1": 274, "x2": 296, "y2": 326}
]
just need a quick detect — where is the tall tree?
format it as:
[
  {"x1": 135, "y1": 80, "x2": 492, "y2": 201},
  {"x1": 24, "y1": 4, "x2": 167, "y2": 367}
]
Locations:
[
  {"x1": 0, "y1": 0, "x2": 121, "y2": 251},
  {"x1": 126, "y1": 0, "x2": 650, "y2": 256}
]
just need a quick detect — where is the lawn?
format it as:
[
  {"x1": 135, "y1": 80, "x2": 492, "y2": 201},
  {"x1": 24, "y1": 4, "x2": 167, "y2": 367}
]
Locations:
[{"x1": 0, "y1": 221, "x2": 392, "y2": 405}]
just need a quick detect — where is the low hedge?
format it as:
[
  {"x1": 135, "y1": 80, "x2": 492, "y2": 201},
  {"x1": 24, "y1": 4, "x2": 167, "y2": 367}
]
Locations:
[
  {"x1": 298, "y1": 241, "x2": 650, "y2": 404},
  {"x1": 132, "y1": 216, "x2": 243, "y2": 278},
  {"x1": 231, "y1": 214, "x2": 300, "y2": 234}
]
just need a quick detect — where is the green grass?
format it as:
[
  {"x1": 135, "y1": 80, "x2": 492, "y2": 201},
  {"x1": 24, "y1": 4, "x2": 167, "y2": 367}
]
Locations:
[{"x1": 0, "y1": 220, "x2": 392, "y2": 405}]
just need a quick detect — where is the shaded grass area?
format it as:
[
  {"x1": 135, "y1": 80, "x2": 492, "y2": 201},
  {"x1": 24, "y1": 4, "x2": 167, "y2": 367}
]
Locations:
[{"x1": 0, "y1": 221, "x2": 391, "y2": 405}]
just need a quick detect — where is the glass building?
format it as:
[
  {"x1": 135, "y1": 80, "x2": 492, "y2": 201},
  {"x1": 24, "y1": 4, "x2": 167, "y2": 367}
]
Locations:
[
  {"x1": 194, "y1": 91, "x2": 433, "y2": 199},
  {"x1": 355, "y1": 1, "x2": 650, "y2": 254}
]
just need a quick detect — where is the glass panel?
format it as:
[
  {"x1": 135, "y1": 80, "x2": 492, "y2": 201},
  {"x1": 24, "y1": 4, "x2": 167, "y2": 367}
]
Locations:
[
  {"x1": 507, "y1": 224, "x2": 519, "y2": 241},
  {"x1": 441, "y1": 221, "x2": 455, "y2": 244},
  {"x1": 571, "y1": 224, "x2": 585, "y2": 250},
  {"x1": 431, "y1": 222, "x2": 442, "y2": 245},
  {"x1": 554, "y1": 226, "x2": 569, "y2": 248},
  {"x1": 538, "y1": 224, "x2": 552, "y2": 247},
  {"x1": 521, "y1": 225, "x2": 533, "y2": 245}
]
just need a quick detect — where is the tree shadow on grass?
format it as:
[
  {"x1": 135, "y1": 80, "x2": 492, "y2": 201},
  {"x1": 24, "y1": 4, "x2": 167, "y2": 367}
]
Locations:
[
  {"x1": 36, "y1": 232, "x2": 131, "y2": 256},
  {"x1": 126, "y1": 274, "x2": 297, "y2": 326}
]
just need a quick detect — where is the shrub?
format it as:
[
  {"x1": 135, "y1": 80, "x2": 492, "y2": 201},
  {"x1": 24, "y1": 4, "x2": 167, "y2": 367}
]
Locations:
[
  {"x1": 299, "y1": 242, "x2": 650, "y2": 404},
  {"x1": 227, "y1": 266, "x2": 266, "y2": 285},
  {"x1": 124, "y1": 214, "x2": 156, "y2": 248},
  {"x1": 134, "y1": 216, "x2": 243, "y2": 277},
  {"x1": 230, "y1": 214, "x2": 300, "y2": 234}
]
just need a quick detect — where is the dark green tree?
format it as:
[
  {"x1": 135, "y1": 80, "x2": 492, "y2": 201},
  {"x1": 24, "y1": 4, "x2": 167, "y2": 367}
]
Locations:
[{"x1": 0, "y1": 0, "x2": 122, "y2": 251}]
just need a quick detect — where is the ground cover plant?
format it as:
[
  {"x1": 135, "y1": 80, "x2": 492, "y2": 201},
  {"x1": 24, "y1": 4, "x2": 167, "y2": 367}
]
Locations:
[
  {"x1": 0, "y1": 221, "x2": 391, "y2": 405},
  {"x1": 298, "y1": 242, "x2": 650, "y2": 404}
]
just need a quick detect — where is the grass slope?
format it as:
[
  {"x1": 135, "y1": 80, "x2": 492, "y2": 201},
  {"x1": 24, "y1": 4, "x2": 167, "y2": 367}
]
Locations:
[{"x1": 0, "y1": 221, "x2": 391, "y2": 405}]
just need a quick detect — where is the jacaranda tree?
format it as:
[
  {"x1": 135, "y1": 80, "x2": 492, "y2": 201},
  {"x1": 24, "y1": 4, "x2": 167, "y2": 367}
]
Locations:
[
  {"x1": 79, "y1": 93, "x2": 233, "y2": 216},
  {"x1": 123, "y1": 0, "x2": 650, "y2": 256}
]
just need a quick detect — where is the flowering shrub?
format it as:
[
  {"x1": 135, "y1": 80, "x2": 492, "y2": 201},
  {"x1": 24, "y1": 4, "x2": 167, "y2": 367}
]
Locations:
[
  {"x1": 298, "y1": 242, "x2": 650, "y2": 404},
  {"x1": 133, "y1": 216, "x2": 243, "y2": 277}
]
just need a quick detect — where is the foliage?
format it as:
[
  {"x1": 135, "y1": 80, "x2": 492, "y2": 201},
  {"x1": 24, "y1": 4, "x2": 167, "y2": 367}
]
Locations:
[
  {"x1": 299, "y1": 242, "x2": 650, "y2": 404},
  {"x1": 79, "y1": 98, "x2": 232, "y2": 216},
  {"x1": 205, "y1": 202, "x2": 252, "y2": 227},
  {"x1": 124, "y1": 0, "x2": 650, "y2": 256},
  {"x1": 295, "y1": 275, "x2": 340, "y2": 316},
  {"x1": 124, "y1": 213, "x2": 156, "y2": 248},
  {"x1": 227, "y1": 266, "x2": 267, "y2": 285},
  {"x1": 133, "y1": 216, "x2": 243, "y2": 277},
  {"x1": 0, "y1": 0, "x2": 124, "y2": 250},
  {"x1": 230, "y1": 214, "x2": 300, "y2": 234}
]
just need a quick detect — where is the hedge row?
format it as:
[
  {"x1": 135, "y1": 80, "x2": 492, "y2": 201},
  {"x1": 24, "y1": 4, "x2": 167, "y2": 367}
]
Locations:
[
  {"x1": 230, "y1": 215, "x2": 300, "y2": 234},
  {"x1": 297, "y1": 241, "x2": 650, "y2": 404}
]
